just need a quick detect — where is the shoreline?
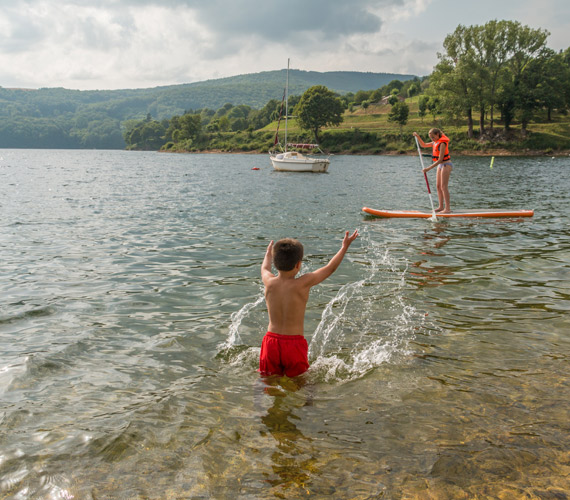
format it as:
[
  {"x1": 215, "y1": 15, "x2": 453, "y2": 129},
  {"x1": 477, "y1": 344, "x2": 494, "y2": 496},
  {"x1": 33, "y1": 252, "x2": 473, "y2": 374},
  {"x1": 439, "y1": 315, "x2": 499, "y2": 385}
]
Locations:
[{"x1": 161, "y1": 148, "x2": 570, "y2": 157}]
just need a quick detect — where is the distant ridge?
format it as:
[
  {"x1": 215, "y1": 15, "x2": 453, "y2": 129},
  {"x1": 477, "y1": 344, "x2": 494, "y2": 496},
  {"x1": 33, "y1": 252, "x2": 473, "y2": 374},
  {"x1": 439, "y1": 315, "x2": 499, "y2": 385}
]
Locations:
[
  {"x1": 146, "y1": 69, "x2": 417, "y2": 113},
  {"x1": 183, "y1": 69, "x2": 417, "y2": 93}
]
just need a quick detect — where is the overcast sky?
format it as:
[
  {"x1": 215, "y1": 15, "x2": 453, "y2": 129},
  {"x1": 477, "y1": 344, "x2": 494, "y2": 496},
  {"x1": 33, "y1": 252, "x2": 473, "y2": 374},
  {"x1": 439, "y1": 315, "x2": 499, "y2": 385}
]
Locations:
[{"x1": 0, "y1": 0, "x2": 568, "y2": 90}]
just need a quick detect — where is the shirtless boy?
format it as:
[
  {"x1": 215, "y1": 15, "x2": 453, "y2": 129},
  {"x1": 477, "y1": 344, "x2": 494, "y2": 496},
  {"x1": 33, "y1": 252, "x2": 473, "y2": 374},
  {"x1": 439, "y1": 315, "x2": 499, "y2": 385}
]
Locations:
[{"x1": 260, "y1": 230, "x2": 359, "y2": 377}]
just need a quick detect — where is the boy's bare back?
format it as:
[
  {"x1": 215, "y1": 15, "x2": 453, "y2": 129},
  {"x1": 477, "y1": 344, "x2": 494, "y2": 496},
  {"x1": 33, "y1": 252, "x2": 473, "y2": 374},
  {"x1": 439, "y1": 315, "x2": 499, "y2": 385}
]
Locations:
[{"x1": 261, "y1": 230, "x2": 358, "y2": 336}]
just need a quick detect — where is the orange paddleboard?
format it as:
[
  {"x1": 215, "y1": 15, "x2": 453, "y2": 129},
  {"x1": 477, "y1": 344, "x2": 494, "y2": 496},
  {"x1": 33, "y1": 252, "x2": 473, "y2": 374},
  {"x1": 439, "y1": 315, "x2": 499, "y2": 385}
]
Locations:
[{"x1": 362, "y1": 207, "x2": 534, "y2": 218}]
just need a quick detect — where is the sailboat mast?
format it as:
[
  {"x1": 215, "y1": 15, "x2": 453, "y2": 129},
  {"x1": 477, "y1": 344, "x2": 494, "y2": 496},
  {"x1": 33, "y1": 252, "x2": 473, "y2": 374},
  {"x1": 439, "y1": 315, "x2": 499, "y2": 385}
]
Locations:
[{"x1": 285, "y1": 58, "x2": 289, "y2": 152}]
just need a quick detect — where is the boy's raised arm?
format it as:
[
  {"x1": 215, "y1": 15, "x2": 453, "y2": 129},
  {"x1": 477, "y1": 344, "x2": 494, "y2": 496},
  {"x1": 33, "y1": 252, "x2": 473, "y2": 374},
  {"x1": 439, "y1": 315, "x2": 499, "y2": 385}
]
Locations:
[
  {"x1": 302, "y1": 230, "x2": 358, "y2": 287},
  {"x1": 261, "y1": 240, "x2": 275, "y2": 283}
]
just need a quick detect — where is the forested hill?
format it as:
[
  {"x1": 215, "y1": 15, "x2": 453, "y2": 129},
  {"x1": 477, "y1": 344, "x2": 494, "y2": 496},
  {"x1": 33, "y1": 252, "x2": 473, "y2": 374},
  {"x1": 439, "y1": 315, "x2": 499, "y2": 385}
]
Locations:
[
  {"x1": 179, "y1": 70, "x2": 417, "y2": 111},
  {"x1": 2, "y1": 70, "x2": 415, "y2": 117},
  {"x1": 0, "y1": 69, "x2": 415, "y2": 149}
]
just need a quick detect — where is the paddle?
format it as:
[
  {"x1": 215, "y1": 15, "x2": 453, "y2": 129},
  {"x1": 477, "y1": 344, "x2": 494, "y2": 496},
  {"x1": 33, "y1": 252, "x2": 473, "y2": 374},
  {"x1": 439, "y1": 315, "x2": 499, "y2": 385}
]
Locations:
[{"x1": 414, "y1": 136, "x2": 437, "y2": 220}]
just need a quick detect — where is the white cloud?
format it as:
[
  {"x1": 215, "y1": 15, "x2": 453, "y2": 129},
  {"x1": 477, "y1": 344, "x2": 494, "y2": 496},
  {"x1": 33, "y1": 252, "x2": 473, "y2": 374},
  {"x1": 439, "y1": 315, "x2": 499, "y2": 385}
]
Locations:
[{"x1": 0, "y1": 0, "x2": 567, "y2": 90}]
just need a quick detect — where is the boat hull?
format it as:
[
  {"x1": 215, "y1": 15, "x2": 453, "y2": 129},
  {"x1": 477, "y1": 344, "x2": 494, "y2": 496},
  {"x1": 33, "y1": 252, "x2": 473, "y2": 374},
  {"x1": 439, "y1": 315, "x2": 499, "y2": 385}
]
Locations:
[{"x1": 270, "y1": 154, "x2": 329, "y2": 173}]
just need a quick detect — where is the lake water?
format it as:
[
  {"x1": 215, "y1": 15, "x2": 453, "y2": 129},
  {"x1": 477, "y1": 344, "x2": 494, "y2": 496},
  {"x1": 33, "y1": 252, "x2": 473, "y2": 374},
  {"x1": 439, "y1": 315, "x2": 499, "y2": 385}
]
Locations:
[{"x1": 0, "y1": 149, "x2": 568, "y2": 499}]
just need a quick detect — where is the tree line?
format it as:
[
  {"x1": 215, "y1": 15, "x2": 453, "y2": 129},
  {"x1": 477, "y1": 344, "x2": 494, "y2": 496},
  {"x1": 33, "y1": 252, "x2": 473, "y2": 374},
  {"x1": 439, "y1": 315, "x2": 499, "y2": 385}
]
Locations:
[{"x1": 430, "y1": 20, "x2": 570, "y2": 138}]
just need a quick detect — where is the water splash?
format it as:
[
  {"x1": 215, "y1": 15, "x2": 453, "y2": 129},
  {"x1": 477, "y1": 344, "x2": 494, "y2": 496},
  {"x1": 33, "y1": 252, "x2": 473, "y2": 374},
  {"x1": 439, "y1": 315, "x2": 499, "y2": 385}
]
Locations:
[
  {"x1": 308, "y1": 228, "x2": 422, "y2": 382},
  {"x1": 222, "y1": 292, "x2": 264, "y2": 350},
  {"x1": 308, "y1": 277, "x2": 368, "y2": 360}
]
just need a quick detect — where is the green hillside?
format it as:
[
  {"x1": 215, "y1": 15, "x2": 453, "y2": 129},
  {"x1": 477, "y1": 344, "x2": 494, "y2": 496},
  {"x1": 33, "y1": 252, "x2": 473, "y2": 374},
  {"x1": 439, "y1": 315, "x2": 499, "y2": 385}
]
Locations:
[
  {"x1": 175, "y1": 70, "x2": 416, "y2": 111},
  {"x1": 160, "y1": 97, "x2": 570, "y2": 156},
  {"x1": 0, "y1": 69, "x2": 416, "y2": 149}
]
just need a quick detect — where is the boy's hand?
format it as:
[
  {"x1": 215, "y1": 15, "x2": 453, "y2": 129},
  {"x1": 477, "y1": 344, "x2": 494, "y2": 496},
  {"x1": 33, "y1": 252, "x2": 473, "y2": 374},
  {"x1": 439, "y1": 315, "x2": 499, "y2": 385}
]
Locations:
[
  {"x1": 264, "y1": 240, "x2": 274, "y2": 260},
  {"x1": 342, "y1": 229, "x2": 359, "y2": 248},
  {"x1": 262, "y1": 240, "x2": 275, "y2": 280}
]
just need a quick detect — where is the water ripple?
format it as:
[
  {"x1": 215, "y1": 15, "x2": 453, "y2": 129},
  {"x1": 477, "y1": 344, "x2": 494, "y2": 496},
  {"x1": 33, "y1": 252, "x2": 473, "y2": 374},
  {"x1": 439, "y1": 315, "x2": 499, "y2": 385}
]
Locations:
[{"x1": 0, "y1": 151, "x2": 568, "y2": 498}]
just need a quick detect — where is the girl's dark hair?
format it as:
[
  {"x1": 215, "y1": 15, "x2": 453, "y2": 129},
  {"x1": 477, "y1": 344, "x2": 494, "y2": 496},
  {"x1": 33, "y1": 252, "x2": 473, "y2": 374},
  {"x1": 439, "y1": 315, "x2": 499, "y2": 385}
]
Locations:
[{"x1": 273, "y1": 238, "x2": 304, "y2": 271}]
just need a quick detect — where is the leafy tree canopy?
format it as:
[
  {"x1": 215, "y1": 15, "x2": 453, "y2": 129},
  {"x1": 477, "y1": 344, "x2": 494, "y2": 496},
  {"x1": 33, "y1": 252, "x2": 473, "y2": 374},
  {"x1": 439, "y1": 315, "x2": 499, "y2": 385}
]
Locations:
[{"x1": 294, "y1": 85, "x2": 344, "y2": 143}]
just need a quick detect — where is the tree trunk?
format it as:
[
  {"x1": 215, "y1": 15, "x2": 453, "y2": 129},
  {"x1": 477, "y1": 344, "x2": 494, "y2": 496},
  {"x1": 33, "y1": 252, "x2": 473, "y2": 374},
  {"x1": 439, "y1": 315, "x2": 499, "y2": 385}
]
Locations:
[
  {"x1": 466, "y1": 108, "x2": 474, "y2": 138},
  {"x1": 479, "y1": 108, "x2": 485, "y2": 135}
]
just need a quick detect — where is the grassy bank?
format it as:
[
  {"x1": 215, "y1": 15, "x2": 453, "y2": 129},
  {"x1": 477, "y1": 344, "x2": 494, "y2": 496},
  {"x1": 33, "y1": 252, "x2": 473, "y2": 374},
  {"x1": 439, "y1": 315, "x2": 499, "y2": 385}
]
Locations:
[{"x1": 163, "y1": 98, "x2": 570, "y2": 156}]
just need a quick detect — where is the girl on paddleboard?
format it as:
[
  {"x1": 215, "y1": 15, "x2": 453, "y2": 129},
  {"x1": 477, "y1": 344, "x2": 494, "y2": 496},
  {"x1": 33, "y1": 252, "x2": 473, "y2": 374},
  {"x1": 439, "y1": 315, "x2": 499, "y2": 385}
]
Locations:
[{"x1": 413, "y1": 129, "x2": 452, "y2": 213}]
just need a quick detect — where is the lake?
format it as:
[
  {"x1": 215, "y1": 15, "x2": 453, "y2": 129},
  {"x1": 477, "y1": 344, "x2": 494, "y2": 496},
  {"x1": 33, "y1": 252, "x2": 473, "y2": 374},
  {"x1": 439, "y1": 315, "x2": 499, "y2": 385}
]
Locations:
[{"x1": 1, "y1": 149, "x2": 568, "y2": 499}]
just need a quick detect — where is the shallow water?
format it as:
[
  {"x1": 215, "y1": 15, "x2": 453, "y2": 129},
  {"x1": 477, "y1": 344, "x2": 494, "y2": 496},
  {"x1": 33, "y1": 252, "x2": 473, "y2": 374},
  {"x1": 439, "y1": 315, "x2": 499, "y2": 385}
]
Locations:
[{"x1": 0, "y1": 149, "x2": 569, "y2": 499}]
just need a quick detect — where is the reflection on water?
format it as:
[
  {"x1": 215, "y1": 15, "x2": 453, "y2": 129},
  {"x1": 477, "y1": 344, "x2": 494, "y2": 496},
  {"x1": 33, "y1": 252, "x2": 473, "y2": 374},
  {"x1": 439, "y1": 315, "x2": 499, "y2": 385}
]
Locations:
[
  {"x1": 0, "y1": 150, "x2": 569, "y2": 498},
  {"x1": 258, "y1": 378, "x2": 315, "y2": 495}
]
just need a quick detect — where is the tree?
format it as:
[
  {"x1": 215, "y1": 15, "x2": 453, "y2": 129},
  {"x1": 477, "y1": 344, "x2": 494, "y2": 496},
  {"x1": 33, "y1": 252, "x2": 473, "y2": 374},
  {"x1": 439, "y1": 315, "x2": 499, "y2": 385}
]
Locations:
[
  {"x1": 489, "y1": 21, "x2": 549, "y2": 132},
  {"x1": 407, "y1": 82, "x2": 421, "y2": 98},
  {"x1": 370, "y1": 88, "x2": 383, "y2": 102},
  {"x1": 230, "y1": 117, "x2": 248, "y2": 131},
  {"x1": 418, "y1": 96, "x2": 428, "y2": 121},
  {"x1": 218, "y1": 115, "x2": 230, "y2": 132},
  {"x1": 294, "y1": 86, "x2": 344, "y2": 144},
  {"x1": 384, "y1": 79, "x2": 404, "y2": 93},
  {"x1": 164, "y1": 115, "x2": 181, "y2": 142},
  {"x1": 432, "y1": 20, "x2": 550, "y2": 136},
  {"x1": 388, "y1": 89, "x2": 400, "y2": 106},
  {"x1": 178, "y1": 113, "x2": 202, "y2": 140},
  {"x1": 388, "y1": 101, "x2": 409, "y2": 134},
  {"x1": 248, "y1": 99, "x2": 280, "y2": 129},
  {"x1": 475, "y1": 20, "x2": 512, "y2": 132},
  {"x1": 427, "y1": 97, "x2": 441, "y2": 121},
  {"x1": 354, "y1": 90, "x2": 372, "y2": 105},
  {"x1": 214, "y1": 103, "x2": 234, "y2": 118},
  {"x1": 430, "y1": 25, "x2": 478, "y2": 137},
  {"x1": 123, "y1": 118, "x2": 165, "y2": 150}
]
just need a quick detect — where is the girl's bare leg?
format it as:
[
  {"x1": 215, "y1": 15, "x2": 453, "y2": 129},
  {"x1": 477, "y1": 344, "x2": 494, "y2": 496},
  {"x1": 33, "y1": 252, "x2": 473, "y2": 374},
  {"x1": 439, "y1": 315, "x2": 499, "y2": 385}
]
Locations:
[
  {"x1": 439, "y1": 165, "x2": 452, "y2": 213},
  {"x1": 435, "y1": 167, "x2": 444, "y2": 211}
]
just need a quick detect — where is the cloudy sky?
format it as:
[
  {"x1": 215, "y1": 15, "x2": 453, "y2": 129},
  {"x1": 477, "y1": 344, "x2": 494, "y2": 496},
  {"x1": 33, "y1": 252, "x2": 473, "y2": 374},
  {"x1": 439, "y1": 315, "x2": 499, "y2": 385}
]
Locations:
[{"x1": 0, "y1": 0, "x2": 568, "y2": 90}]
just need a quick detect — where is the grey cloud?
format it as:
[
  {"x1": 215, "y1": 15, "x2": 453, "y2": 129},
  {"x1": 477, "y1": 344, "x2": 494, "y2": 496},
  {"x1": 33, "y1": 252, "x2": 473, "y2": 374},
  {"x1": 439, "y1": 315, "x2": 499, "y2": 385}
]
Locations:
[
  {"x1": 188, "y1": 0, "x2": 386, "y2": 39},
  {"x1": 4, "y1": 0, "x2": 397, "y2": 39},
  {"x1": 182, "y1": 0, "x2": 404, "y2": 59}
]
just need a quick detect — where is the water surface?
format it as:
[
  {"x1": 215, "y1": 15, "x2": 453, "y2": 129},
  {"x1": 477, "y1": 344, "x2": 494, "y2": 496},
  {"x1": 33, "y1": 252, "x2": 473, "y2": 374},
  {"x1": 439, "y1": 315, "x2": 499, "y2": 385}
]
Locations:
[{"x1": 1, "y1": 150, "x2": 569, "y2": 498}]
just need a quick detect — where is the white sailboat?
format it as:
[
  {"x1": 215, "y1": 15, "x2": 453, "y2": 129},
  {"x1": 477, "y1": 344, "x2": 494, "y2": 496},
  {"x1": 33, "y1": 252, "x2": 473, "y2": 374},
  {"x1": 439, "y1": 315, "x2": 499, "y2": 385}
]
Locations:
[{"x1": 269, "y1": 59, "x2": 330, "y2": 173}]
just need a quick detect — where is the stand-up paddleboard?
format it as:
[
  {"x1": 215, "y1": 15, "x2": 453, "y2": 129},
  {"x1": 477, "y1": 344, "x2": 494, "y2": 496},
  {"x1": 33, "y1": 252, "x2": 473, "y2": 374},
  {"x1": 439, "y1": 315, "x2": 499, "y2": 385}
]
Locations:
[{"x1": 362, "y1": 207, "x2": 534, "y2": 218}]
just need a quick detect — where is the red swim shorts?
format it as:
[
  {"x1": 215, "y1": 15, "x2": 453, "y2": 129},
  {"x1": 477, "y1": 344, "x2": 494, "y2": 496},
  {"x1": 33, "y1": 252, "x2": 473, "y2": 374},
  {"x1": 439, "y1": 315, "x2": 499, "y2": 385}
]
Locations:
[{"x1": 259, "y1": 332, "x2": 309, "y2": 378}]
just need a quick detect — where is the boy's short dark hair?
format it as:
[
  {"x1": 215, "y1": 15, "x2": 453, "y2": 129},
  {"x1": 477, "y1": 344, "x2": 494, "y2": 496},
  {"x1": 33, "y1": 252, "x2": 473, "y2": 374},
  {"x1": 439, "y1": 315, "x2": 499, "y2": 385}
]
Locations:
[{"x1": 273, "y1": 238, "x2": 304, "y2": 271}]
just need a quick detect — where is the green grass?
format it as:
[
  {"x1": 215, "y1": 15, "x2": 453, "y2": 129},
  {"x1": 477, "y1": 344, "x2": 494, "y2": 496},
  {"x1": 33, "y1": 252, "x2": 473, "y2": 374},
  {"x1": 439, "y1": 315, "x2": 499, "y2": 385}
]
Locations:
[{"x1": 188, "y1": 98, "x2": 570, "y2": 155}]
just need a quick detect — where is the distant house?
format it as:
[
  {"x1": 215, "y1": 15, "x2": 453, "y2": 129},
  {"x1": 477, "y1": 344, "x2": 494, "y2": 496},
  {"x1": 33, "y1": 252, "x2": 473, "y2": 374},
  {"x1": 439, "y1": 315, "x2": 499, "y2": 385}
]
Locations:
[{"x1": 378, "y1": 95, "x2": 406, "y2": 105}]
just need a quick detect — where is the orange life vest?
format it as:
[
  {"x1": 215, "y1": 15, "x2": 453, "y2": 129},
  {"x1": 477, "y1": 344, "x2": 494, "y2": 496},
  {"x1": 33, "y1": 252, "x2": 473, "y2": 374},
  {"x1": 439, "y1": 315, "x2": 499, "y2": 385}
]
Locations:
[{"x1": 432, "y1": 134, "x2": 451, "y2": 162}]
